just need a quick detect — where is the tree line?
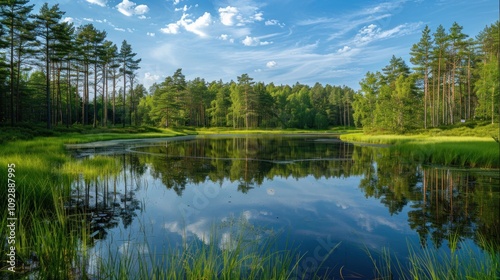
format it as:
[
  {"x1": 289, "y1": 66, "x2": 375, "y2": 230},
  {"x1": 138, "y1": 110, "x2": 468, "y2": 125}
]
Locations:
[
  {"x1": 353, "y1": 21, "x2": 499, "y2": 133},
  {"x1": 137, "y1": 69, "x2": 355, "y2": 129},
  {"x1": 0, "y1": 0, "x2": 140, "y2": 129},
  {"x1": 1, "y1": 1, "x2": 498, "y2": 132}
]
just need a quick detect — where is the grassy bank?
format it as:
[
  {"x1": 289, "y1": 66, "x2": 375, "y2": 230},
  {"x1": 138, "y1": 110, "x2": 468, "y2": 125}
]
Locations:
[
  {"x1": 195, "y1": 126, "x2": 357, "y2": 135},
  {"x1": 340, "y1": 124, "x2": 500, "y2": 168}
]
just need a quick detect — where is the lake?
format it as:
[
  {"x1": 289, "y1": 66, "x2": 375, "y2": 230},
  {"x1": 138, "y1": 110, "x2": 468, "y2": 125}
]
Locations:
[{"x1": 67, "y1": 134, "x2": 499, "y2": 279}]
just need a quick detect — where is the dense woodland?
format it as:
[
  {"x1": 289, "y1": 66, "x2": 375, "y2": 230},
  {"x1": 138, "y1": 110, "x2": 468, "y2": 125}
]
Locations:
[{"x1": 0, "y1": 1, "x2": 498, "y2": 132}]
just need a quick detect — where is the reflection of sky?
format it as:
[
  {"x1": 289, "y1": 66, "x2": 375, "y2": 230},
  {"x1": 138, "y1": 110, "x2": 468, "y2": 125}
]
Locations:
[{"x1": 86, "y1": 164, "x2": 420, "y2": 277}]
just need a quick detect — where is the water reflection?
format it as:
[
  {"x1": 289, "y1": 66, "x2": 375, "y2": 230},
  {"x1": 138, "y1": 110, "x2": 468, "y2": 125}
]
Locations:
[{"x1": 68, "y1": 135, "x2": 500, "y2": 278}]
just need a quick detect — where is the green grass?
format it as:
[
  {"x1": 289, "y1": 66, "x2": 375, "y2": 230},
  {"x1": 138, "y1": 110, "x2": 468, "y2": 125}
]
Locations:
[
  {"x1": 340, "y1": 127, "x2": 500, "y2": 168},
  {"x1": 195, "y1": 127, "x2": 346, "y2": 135},
  {"x1": 368, "y1": 235, "x2": 500, "y2": 280}
]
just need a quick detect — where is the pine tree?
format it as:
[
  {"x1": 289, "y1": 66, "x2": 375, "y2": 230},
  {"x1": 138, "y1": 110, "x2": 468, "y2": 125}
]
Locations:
[
  {"x1": 34, "y1": 3, "x2": 64, "y2": 129},
  {"x1": 0, "y1": 0, "x2": 35, "y2": 125},
  {"x1": 118, "y1": 40, "x2": 141, "y2": 127},
  {"x1": 411, "y1": 25, "x2": 433, "y2": 128}
]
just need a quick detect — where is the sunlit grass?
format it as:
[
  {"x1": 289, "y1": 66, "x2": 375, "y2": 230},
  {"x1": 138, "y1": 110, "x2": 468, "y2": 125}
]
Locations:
[
  {"x1": 195, "y1": 127, "x2": 351, "y2": 135},
  {"x1": 340, "y1": 133, "x2": 499, "y2": 168}
]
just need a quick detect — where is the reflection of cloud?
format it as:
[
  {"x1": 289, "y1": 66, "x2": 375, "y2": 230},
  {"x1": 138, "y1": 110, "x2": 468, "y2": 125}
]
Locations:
[
  {"x1": 163, "y1": 211, "x2": 258, "y2": 251},
  {"x1": 266, "y1": 188, "x2": 275, "y2": 195},
  {"x1": 164, "y1": 219, "x2": 211, "y2": 244},
  {"x1": 219, "y1": 232, "x2": 235, "y2": 250},
  {"x1": 356, "y1": 213, "x2": 402, "y2": 232},
  {"x1": 336, "y1": 202, "x2": 348, "y2": 209},
  {"x1": 118, "y1": 241, "x2": 149, "y2": 255}
]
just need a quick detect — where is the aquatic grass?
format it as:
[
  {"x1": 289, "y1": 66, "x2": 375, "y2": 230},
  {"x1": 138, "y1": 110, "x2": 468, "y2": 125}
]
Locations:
[
  {"x1": 368, "y1": 237, "x2": 500, "y2": 280},
  {"x1": 60, "y1": 155, "x2": 122, "y2": 180},
  {"x1": 92, "y1": 220, "x2": 309, "y2": 280}
]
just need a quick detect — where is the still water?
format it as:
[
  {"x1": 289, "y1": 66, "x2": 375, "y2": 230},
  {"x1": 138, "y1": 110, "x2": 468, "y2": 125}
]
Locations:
[{"x1": 68, "y1": 134, "x2": 499, "y2": 279}]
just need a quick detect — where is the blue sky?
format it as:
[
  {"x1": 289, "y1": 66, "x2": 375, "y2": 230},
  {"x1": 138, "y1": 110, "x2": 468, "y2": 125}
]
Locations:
[{"x1": 33, "y1": 0, "x2": 498, "y2": 90}]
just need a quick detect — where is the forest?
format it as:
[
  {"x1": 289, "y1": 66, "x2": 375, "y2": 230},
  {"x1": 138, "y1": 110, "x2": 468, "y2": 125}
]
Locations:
[{"x1": 0, "y1": 1, "x2": 498, "y2": 132}]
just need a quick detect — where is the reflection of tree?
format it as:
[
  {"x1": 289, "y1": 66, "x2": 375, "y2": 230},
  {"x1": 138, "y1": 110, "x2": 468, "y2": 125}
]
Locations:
[
  {"x1": 237, "y1": 181, "x2": 254, "y2": 194},
  {"x1": 355, "y1": 146, "x2": 499, "y2": 250},
  {"x1": 65, "y1": 154, "x2": 143, "y2": 243},
  {"x1": 142, "y1": 136, "x2": 357, "y2": 196},
  {"x1": 357, "y1": 147, "x2": 420, "y2": 215},
  {"x1": 96, "y1": 136, "x2": 499, "y2": 252}
]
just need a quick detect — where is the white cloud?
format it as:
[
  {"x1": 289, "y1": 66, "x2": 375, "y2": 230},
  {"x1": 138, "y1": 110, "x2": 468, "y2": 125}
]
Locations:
[
  {"x1": 218, "y1": 3, "x2": 264, "y2": 26},
  {"x1": 160, "y1": 23, "x2": 180, "y2": 34},
  {"x1": 175, "y1": 5, "x2": 190, "y2": 12},
  {"x1": 161, "y1": 12, "x2": 212, "y2": 38},
  {"x1": 266, "y1": 61, "x2": 277, "y2": 68},
  {"x1": 116, "y1": 0, "x2": 149, "y2": 17},
  {"x1": 115, "y1": 27, "x2": 126, "y2": 32},
  {"x1": 135, "y1": 4, "x2": 149, "y2": 15},
  {"x1": 144, "y1": 72, "x2": 160, "y2": 81},
  {"x1": 219, "y1": 6, "x2": 239, "y2": 26},
  {"x1": 62, "y1": 17, "x2": 74, "y2": 23},
  {"x1": 181, "y1": 12, "x2": 212, "y2": 37},
  {"x1": 253, "y1": 12, "x2": 264, "y2": 21},
  {"x1": 242, "y1": 36, "x2": 259, "y2": 46},
  {"x1": 83, "y1": 18, "x2": 94, "y2": 22},
  {"x1": 337, "y1": 46, "x2": 351, "y2": 53},
  {"x1": 146, "y1": 32, "x2": 155, "y2": 37},
  {"x1": 242, "y1": 36, "x2": 272, "y2": 46},
  {"x1": 265, "y1": 19, "x2": 284, "y2": 27},
  {"x1": 86, "y1": 0, "x2": 107, "y2": 7},
  {"x1": 219, "y1": 34, "x2": 235, "y2": 43}
]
